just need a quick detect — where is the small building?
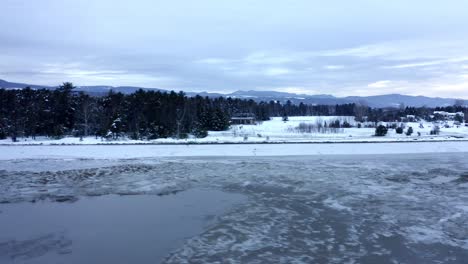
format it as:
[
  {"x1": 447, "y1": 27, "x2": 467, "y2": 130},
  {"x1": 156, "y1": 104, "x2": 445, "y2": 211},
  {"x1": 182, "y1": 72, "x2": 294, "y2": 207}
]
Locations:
[
  {"x1": 401, "y1": 115, "x2": 416, "y2": 122},
  {"x1": 433, "y1": 111, "x2": 464, "y2": 120},
  {"x1": 231, "y1": 113, "x2": 256, "y2": 125}
]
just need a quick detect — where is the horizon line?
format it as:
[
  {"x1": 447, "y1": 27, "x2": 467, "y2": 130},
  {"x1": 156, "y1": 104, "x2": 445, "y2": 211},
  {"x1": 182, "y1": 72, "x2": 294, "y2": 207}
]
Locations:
[{"x1": 1, "y1": 78, "x2": 468, "y2": 100}]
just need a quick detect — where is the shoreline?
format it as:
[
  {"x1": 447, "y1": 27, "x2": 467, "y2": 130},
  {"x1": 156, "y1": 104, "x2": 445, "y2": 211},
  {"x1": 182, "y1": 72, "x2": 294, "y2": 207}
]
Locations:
[
  {"x1": 1, "y1": 141, "x2": 467, "y2": 160},
  {"x1": 1, "y1": 137, "x2": 467, "y2": 146}
]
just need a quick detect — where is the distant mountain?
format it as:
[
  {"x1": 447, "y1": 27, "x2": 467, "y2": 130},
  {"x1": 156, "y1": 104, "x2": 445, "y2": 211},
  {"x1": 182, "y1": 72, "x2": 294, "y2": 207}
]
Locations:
[
  {"x1": 199, "y1": 91, "x2": 466, "y2": 108},
  {"x1": 0, "y1": 79, "x2": 52, "y2": 90},
  {"x1": 0, "y1": 79, "x2": 165, "y2": 95},
  {"x1": 0, "y1": 79, "x2": 466, "y2": 107},
  {"x1": 73, "y1": 85, "x2": 165, "y2": 95},
  {"x1": 228, "y1": 90, "x2": 335, "y2": 99},
  {"x1": 344, "y1": 94, "x2": 464, "y2": 108}
]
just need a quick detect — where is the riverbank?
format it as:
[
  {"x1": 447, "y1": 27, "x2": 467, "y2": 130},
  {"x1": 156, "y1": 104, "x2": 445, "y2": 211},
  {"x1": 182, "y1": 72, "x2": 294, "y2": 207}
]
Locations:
[{"x1": 1, "y1": 141, "x2": 467, "y2": 160}]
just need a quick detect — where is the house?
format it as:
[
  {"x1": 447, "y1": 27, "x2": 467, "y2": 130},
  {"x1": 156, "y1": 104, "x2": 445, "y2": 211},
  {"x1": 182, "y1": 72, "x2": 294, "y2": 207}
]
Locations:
[
  {"x1": 401, "y1": 115, "x2": 416, "y2": 122},
  {"x1": 231, "y1": 113, "x2": 256, "y2": 125},
  {"x1": 433, "y1": 111, "x2": 464, "y2": 121}
]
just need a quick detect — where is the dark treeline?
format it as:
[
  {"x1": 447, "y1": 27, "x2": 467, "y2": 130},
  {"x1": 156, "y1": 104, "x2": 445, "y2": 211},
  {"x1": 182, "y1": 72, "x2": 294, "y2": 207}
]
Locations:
[{"x1": 1, "y1": 83, "x2": 467, "y2": 141}]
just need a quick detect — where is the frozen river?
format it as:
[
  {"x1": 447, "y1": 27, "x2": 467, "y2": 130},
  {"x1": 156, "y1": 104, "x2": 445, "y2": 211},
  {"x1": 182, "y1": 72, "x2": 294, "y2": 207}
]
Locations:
[{"x1": 1, "y1": 152, "x2": 468, "y2": 263}]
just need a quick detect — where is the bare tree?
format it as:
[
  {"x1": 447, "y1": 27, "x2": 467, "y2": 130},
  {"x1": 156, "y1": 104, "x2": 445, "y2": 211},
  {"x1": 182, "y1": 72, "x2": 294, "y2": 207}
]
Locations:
[
  {"x1": 175, "y1": 103, "x2": 187, "y2": 139},
  {"x1": 78, "y1": 95, "x2": 95, "y2": 137},
  {"x1": 354, "y1": 100, "x2": 368, "y2": 122}
]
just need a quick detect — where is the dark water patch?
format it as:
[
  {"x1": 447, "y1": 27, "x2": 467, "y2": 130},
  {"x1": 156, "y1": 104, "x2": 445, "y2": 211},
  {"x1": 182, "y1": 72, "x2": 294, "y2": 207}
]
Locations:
[
  {"x1": 453, "y1": 172, "x2": 468, "y2": 184},
  {"x1": 385, "y1": 175, "x2": 410, "y2": 183},
  {"x1": 0, "y1": 189, "x2": 246, "y2": 264}
]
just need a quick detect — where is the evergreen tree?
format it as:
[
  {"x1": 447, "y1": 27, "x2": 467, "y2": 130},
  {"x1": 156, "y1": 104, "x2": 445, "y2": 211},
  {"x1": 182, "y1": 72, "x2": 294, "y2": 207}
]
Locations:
[
  {"x1": 406, "y1": 127, "x2": 413, "y2": 136},
  {"x1": 375, "y1": 125, "x2": 388, "y2": 136},
  {"x1": 454, "y1": 114, "x2": 464, "y2": 123}
]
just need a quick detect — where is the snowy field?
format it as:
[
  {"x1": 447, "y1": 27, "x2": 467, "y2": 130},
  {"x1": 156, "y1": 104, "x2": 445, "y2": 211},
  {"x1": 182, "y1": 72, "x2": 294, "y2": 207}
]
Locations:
[
  {"x1": 1, "y1": 116, "x2": 467, "y2": 145},
  {"x1": 211, "y1": 116, "x2": 468, "y2": 143},
  {"x1": 1, "y1": 154, "x2": 468, "y2": 263}
]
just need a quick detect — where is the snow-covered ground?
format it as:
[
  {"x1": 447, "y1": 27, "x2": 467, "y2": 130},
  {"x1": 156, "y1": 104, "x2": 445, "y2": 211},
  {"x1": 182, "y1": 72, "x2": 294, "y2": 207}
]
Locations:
[
  {"x1": 0, "y1": 141, "x2": 467, "y2": 160},
  {"x1": 210, "y1": 116, "x2": 468, "y2": 143},
  {"x1": 1, "y1": 116, "x2": 467, "y2": 145}
]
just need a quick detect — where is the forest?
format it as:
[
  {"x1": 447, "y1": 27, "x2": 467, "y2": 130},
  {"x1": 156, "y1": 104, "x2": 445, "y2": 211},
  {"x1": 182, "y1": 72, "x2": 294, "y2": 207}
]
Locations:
[{"x1": 0, "y1": 83, "x2": 467, "y2": 141}]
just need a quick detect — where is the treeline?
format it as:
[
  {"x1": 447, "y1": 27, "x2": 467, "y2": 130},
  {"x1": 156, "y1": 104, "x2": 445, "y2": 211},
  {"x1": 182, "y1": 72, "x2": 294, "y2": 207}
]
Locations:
[
  {"x1": 1, "y1": 83, "x2": 467, "y2": 141},
  {"x1": 1, "y1": 83, "x2": 232, "y2": 141},
  {"x1": 365, "y1": 105, "x2": 467, "y2": 123}
]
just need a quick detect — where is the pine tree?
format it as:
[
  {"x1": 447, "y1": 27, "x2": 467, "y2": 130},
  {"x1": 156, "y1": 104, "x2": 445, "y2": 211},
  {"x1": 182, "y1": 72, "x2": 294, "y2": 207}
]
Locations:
[
  {"x1": 375, "y1": 125, "x2": 388, "y2": 136},
  {"x1": 406, "y1": 127, "x2": 413, "y2": 136}
]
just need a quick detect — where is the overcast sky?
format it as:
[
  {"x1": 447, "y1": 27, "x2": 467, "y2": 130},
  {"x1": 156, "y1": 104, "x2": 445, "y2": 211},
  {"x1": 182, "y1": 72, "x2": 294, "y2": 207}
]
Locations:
[{"x1": 2, "y1": 0, "x2": 468, "y2": 98}]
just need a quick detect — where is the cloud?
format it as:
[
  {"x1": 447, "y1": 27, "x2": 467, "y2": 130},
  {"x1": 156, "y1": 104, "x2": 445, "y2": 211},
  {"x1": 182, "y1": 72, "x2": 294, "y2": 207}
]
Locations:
[
  {"x1": 243, "y1": 52, "x2": 299, "y2": 65},
  {"x1": 271, "y1": 86, "x2": 318, "y2": 95},
  {"x1": 324, "y1": 65, "x2": 345, "y2": 70},
  {"x1": 317, "y1": 40, "x2": 468, "y2": 62},
  {"x1": 2, "y1": 19, "x2": 468, "y2": 99},
  {"x1": 318, "y1": 44, "x2": 396, "y2": 58},
  {"x1": 195, "y1": 58, "x2": 230, "y2": 64},
  {"x1": 383, "y1": 60, "x2": 445, "y2": 69},
  {"x1": 368, "y1": 80, "x2": 392, "y2": 88},
  {"x1": 263, "y1": 67, "x2": 292, "y2": 76},
  {"x1": 429, "y1": 81, "x2": 468, "y2": 95},
  {"x1": 383, "y1": 57, "x2": 468, "y2": 69},
  {"x1": 2, "y1": 0, "x2": 468, "y2": 99},
  {"x1": 0, "y1": 59, "x2": 178, "y2": 88}
]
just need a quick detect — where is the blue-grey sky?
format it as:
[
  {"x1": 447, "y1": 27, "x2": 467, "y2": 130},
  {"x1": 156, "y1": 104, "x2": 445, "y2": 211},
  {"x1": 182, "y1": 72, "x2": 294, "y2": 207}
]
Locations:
[{"x1": 2, "y1": 0, "x2": 468, "y2": 98}]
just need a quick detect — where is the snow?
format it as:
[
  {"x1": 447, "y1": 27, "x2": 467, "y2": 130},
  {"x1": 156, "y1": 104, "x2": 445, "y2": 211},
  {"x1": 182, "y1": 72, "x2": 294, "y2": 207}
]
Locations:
[
  {"x1": 211, "y1": 116, "x2": 468, "y2": 143},
  {"x1": 0, "y1": 141, "x2": 467, "y2": 160},
  {"x1": 1, "y1": 116, "x2": 467, "y2": 145},
  {"x1": 0, "y1": 116, "x2": 467, "y2": 160}
]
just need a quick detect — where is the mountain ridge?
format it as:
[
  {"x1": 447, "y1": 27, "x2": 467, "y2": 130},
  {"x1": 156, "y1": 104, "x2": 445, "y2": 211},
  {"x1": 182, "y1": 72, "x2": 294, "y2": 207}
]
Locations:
[{"x1": 0, "y1": 79, "x2": 466, "y2": 108}]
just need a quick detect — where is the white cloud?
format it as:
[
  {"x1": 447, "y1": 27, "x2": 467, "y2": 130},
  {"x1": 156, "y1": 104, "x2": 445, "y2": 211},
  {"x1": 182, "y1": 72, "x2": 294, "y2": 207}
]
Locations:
[
  {"x1": 31, "y1": 61, "x2": 177, "y2": 87},
  {"x1": 324, "y1": 65, "x2": 344, "y2": 70},
  {"x1": 429, "y1": 82, "x2": 468, "y2": 94},
  {"x1": 263, "y1": 67, "x2": 291, "y2": 76},
  {"x1": 383, "y1": 57, "x2": 468, "y2": 69},
  {"x1": 271, "y1": 86, "x2": 318, "y2": 95},
  {"x1": 317, "y1": 40, "x2": 468, "y2": 62},
  {"x1": 195, "y1": 58, "x2": 229, "y2": 64},
  {"x1": 243, "y1": 52, "x2": 299, "y2": 65},
  {"x1": 318, "y1": 44, "x2": 397, "y2": 58},
  {"x1": 368, "y1": 80, "x2": 392, "y2": 88},
  {"x1": 383, "y1": 60, "x2": 445, "y2": 69}
]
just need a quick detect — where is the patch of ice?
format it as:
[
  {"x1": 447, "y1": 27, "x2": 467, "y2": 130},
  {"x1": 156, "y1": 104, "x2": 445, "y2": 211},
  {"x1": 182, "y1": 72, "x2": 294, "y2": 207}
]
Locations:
[
  {"x1": 323, "y1": 197, "x2": 351, "y2": 212},
  {"x1": 430, "y1": 175, "x2": 454, "y2": 184},
  {"x1": 405, "y1": 226, "x2": 448, "y2": 245},
  {"x1": 439, "y1": 213, "x2": 462, "y2": 223}
]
